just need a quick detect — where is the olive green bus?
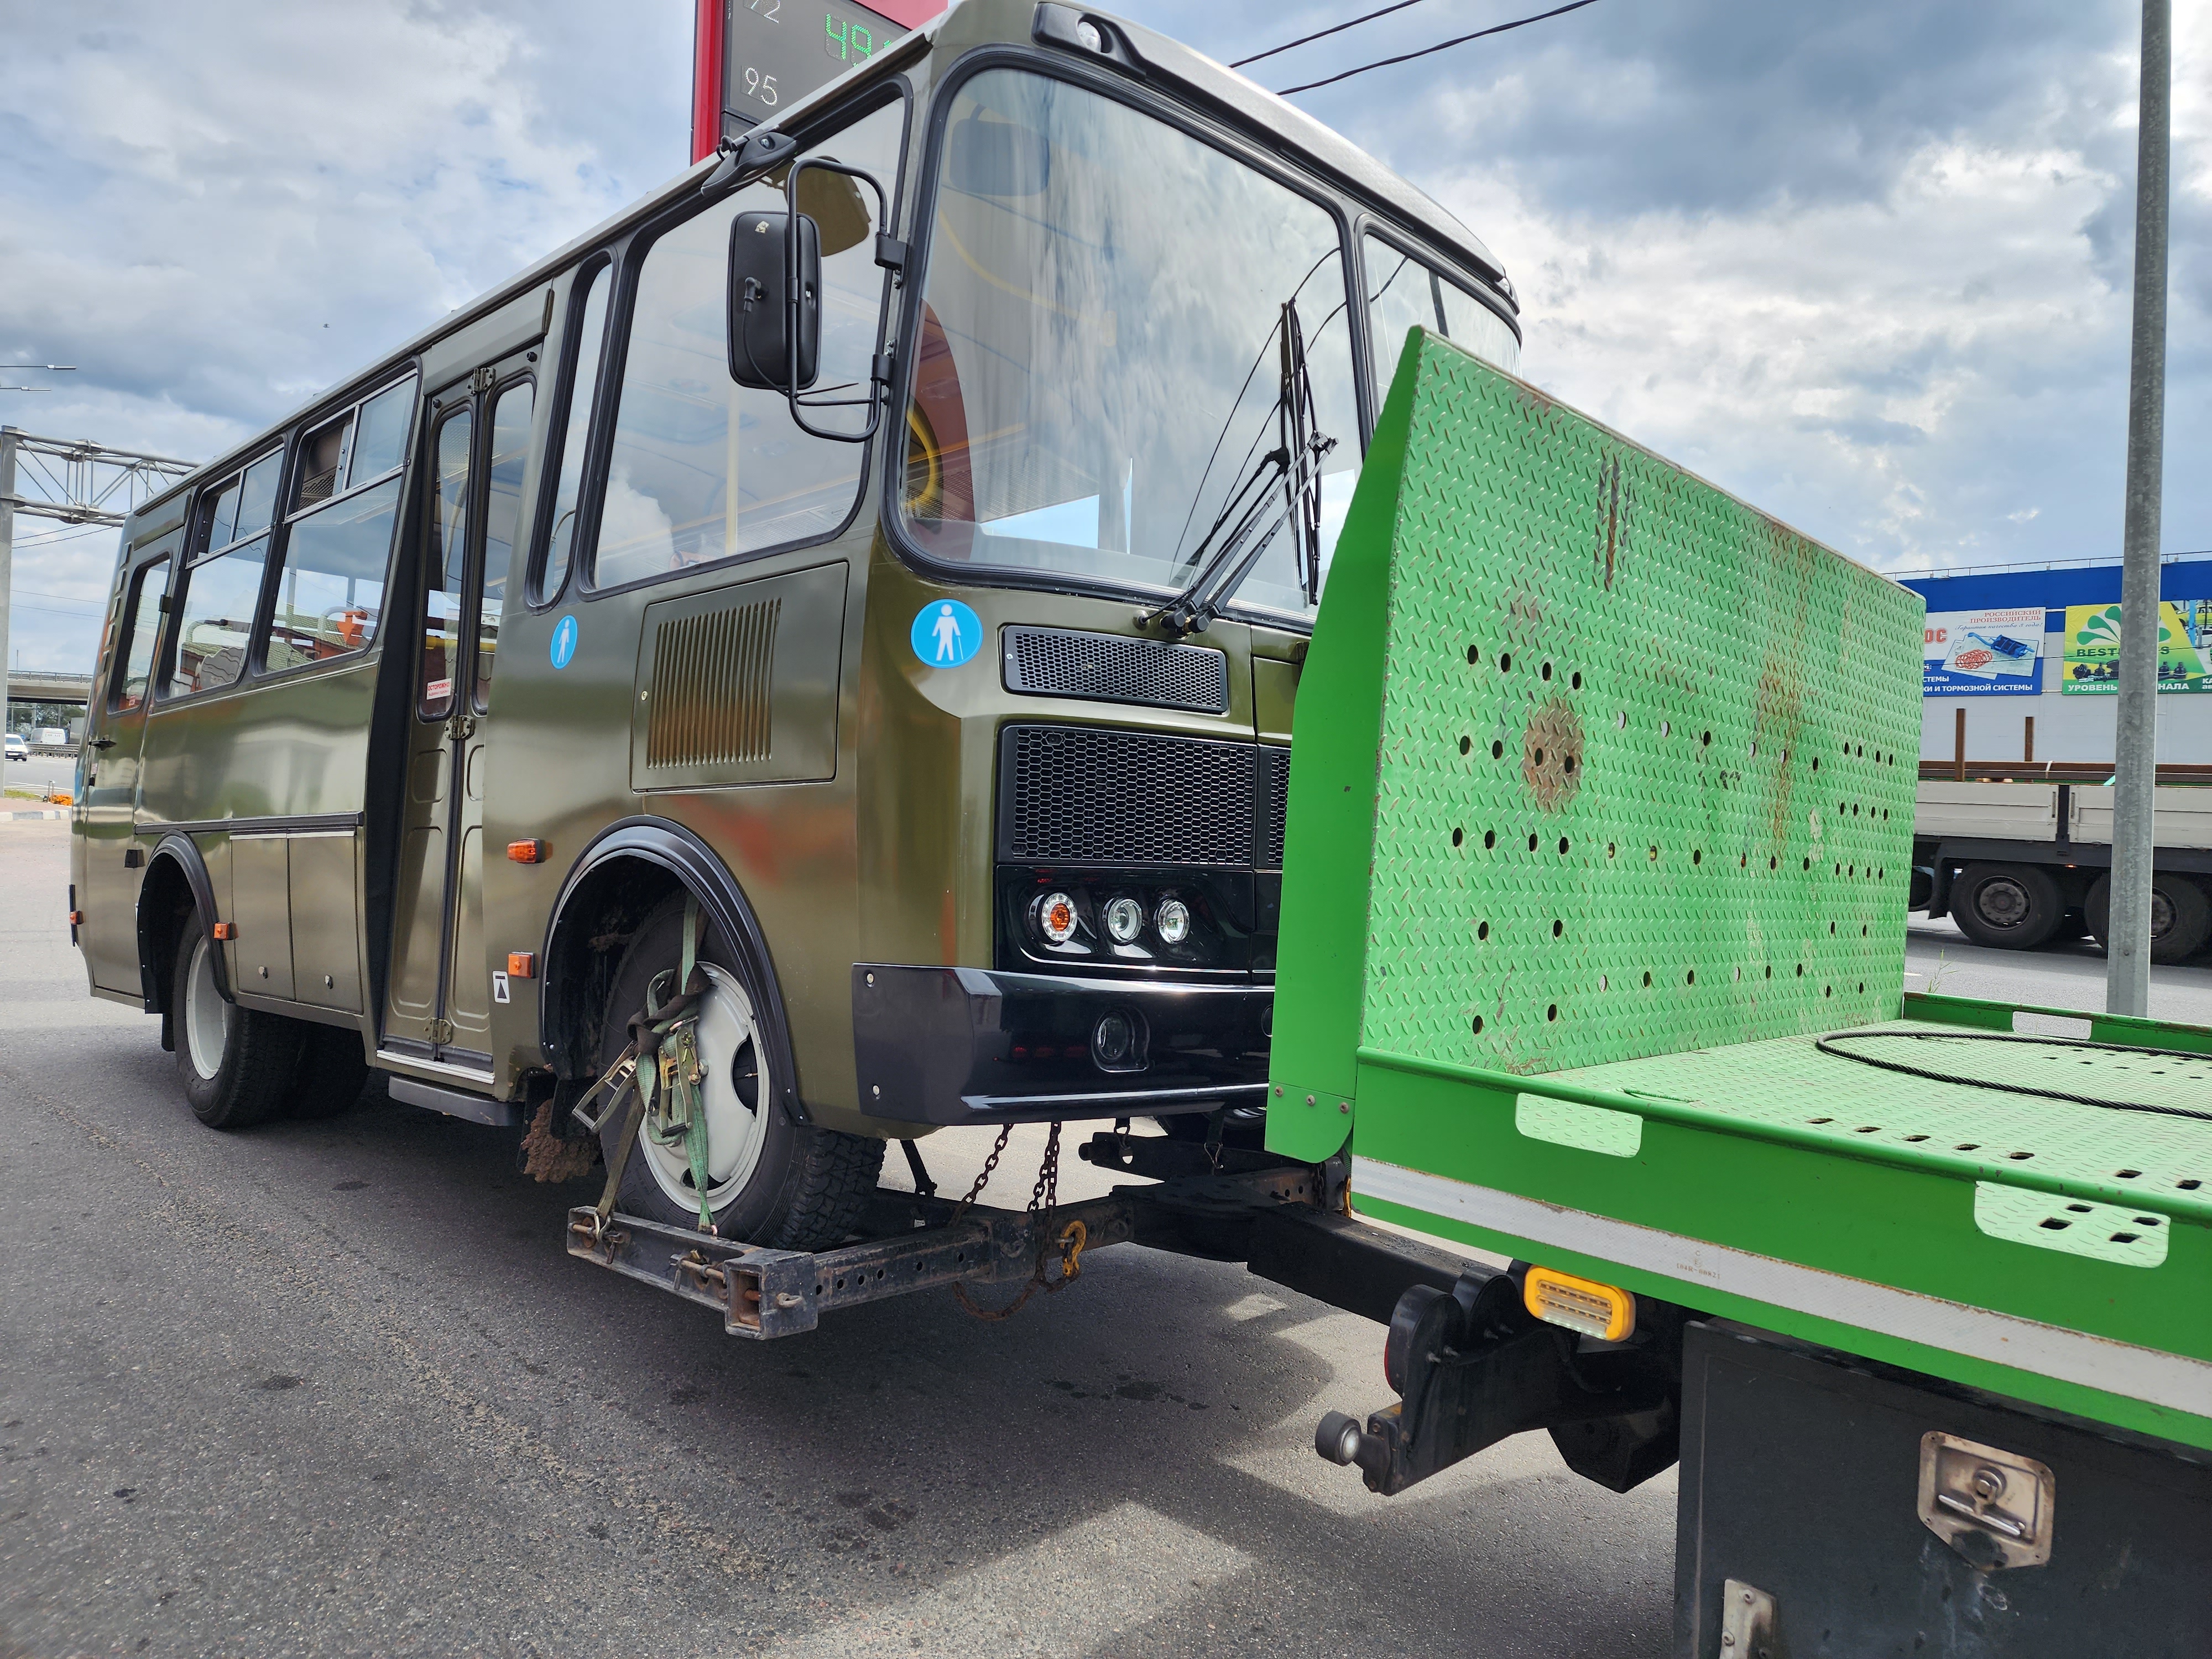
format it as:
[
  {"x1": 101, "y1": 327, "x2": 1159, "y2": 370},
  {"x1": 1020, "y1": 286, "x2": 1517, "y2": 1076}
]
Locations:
[{"x1": 72, "y1": 0, "x2": 1520, "y2": 1250}]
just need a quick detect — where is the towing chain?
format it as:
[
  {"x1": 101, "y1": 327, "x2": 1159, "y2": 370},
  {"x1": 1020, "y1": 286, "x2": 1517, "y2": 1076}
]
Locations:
[{"x1": 950, "y1": 1120, "x2": 1085, "y2": 1322}]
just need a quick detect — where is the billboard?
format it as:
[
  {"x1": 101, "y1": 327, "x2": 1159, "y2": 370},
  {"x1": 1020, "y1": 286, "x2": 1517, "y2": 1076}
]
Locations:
[
  {"x1": 693, "y1": 0, "x2": 948, "y2": 163},
  {"x1": 2060, "y1": 599, "x2": 2212, "y2": 694},
  {"x1": 1922, "y1": 607, "x2": 2045, "y2": 695}
]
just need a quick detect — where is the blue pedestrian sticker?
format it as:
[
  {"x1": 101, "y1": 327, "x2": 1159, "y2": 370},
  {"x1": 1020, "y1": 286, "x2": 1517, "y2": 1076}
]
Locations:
[
  {"x1": 911, "y1": 599, "x2": 982, "y2": 669},
  {"x1": 550, "y1": 614, "x2": 578, "y2": 670}
]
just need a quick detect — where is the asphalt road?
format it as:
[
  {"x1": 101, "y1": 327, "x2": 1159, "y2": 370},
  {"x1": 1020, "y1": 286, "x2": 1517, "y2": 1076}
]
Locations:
[
  {"x1": 2, "y1": 816, "x2": 2206, "y2": 1658},
  {"x1": 2, "y1": 754, "x2": 78, "y2": 800}
]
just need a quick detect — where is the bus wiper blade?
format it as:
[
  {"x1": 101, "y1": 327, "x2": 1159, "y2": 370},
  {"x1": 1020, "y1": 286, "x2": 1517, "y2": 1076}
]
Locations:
[
  {"x1": 1145, "y1": 445, "x2": 1290, "y2": 635},
  {"x1": 1145, "y1": 298, "x2": 1335, "y2": 636}
]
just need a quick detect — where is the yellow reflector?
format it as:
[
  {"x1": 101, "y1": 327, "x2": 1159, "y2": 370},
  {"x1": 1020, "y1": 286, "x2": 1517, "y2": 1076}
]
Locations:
[{"x1": 1524, "y1": 1266, "x2": 1636, "y2": 1342}]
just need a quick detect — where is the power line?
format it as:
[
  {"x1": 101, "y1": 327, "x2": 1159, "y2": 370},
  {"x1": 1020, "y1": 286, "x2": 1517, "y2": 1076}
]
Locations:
[
  {"x1": 1233, "y1": 0, "x2": 1438, "y2": 69},
  {"x1": 1275, "y1": 0, "x2": 1604, "y2": 96}
]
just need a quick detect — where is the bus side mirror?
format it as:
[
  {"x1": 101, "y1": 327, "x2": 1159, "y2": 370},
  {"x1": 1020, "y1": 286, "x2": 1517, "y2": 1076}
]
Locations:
[{"x1": 727, "y1": 208, "x2": 822, "y2": 391}]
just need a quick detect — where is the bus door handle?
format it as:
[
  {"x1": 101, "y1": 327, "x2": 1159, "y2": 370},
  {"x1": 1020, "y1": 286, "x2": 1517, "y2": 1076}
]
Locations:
[{"x1": 445, "y1": 712, "x2": 476, "y2": 743}]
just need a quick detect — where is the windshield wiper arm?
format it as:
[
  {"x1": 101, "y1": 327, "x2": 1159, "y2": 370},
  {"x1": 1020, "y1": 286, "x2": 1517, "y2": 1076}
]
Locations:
[{"x1": 1144, "y1": 299, "x2": 1337, "y2": 635}]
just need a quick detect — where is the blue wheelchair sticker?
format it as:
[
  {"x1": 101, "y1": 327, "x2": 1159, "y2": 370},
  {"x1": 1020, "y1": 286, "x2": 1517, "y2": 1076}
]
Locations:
[
  {"x1": 550, "y1": 614, "x2": 578, "y2": 670},
  {"x1": 911, "y1": 599, "x2": 983, "y2": 669}
]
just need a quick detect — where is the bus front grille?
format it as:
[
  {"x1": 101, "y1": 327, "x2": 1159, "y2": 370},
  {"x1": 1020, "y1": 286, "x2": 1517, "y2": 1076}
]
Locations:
[{"x1": 998, "y1": 724, "x2": 1265, "y2": 867}]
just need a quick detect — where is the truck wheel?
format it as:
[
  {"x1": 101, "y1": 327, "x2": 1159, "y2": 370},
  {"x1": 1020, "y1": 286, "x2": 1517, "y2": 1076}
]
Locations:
[
  {"x1": 173, "y1": 918, "x2": 304, "y2": 1130},
  {"x1": 285, "y1": 1021, "x2": 371, "y2": 1120},
  {"x1": 1950, "y1": 863, "x2": 2062, "y2": 951},
  {"x1": 594, "y1": 894, "x2": 883, "y2": 1250},
  {"x1": 2087, "y1": 872, "x2": 2212, "y2": 964}
]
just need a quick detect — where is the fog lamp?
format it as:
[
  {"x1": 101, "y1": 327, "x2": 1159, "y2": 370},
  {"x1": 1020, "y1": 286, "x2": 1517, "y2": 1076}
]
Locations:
[
  {"x1": 1091, "y1": 1008, "x2": 1145, "y2": 1072},
  {"x1": 1103, "y1": 895, "x2": 1144, "y2": 943},
  {"x1": 1155, "y1": 898, "x2": 1191, "y2": 945},
  {"x1": 1037, "y1": 891, "x2": 1079, "y2": 945}
]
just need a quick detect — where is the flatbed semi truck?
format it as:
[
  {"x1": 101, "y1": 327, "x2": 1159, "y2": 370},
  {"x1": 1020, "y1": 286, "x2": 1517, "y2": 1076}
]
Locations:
[
  {"x1": 1913, "y1": 776, "x2": 2212, "y2": 961},
  {"x1": 72, "y1": 6, "x2": 2206, "y2": 1652}
]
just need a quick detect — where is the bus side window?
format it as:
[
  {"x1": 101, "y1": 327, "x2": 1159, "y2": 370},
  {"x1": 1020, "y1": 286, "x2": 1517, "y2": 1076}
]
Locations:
[
  {"x1": 165, "y1": 449, "x2": 280, "y2": 699},
  {"x1": 476, "y1": 379, "x2": 534, "y2": 709},
  {"x1": 268, "y1": 373, "x2": 417, "y2": 674},
  {"x1": 585, "y1": 96, "x2": 904, "y2": 592},
  {"x1": 420, "y1": 408, "x2": 473, "y2": 720},
  {"x1": 109, "y1": 556, "x2": 173, "y2": 713},
  {"x1": 534, "y1": 261, "x2": 611, "y2": 604},
  {"x1": 1363, "y1": 237, "x2": 1443, "y2": 408}
]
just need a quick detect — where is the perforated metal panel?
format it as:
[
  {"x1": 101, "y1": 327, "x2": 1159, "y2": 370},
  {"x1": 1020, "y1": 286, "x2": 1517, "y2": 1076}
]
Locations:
[
  {"x1": 997, "y1": 725, "x2": 1256, "y2": 865},
  {"x1": 1275, "y1": 330, "x2": 1925, "y2": 1085},
  {"x1": 1003, "y1": 625, "x2": 1230, "y2": 713},
  {"x1": 1261, "y1": 748, "x2": 1288, "y2": 869}
]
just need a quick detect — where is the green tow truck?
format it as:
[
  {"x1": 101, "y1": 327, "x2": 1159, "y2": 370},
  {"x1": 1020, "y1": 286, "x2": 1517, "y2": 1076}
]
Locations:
[{"x1": 575, "y1": 327, "x2": 2210, "y2": 1653}]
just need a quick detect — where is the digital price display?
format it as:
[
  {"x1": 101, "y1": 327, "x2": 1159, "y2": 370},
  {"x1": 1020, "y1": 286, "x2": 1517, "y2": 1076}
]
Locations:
[{"x1": 723, "y1": 0, "x2": 912, "y2": 130}]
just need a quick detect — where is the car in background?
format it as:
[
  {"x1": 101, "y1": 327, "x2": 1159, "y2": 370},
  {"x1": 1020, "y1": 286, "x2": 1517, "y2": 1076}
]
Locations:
[{"x1": 4, "y1": 733, "x2": 28, "y2": 763}]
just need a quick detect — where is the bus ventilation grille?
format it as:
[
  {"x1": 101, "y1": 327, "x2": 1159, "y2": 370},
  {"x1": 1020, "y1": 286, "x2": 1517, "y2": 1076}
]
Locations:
[
  {"x1": 999, "y1": 724, "x2": 1258, "y2": 866},
  {"x1": 1003, "y1": 626, "x2": 1230, "y2": 714},
  {"x1": 643, "y1": 596, "x2": 780, "y2": 769}
]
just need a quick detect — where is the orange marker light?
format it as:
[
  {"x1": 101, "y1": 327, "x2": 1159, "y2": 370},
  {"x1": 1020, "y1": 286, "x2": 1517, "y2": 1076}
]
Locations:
[
  {"x1": 67, "y1": 910, "x2": 84, "y2": 926},
  {"x1": 507, "y1": 952, "x2": 537, "y2": 979},
  {"x1": 211, "y1": 921, "x2": 238, "y2": 941},
  {"x1": 507, "y1": 839, "x2": 547, "y2": 864}
]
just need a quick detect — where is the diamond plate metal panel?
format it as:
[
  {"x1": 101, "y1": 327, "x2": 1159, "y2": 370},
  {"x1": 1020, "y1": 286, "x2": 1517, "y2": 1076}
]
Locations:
[{"x1": 1350, "y1": 335, "x2": 1923, "y2": 1076}]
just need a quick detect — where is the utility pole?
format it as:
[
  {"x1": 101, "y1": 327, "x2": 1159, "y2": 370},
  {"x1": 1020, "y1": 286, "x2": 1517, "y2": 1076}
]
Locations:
[
  {"x1": 2107, "y1": 0, "x2": 2171, "y2": 1018},
  {"x1": 0, "y1": 427, "x2": 195, "y2": 733}
]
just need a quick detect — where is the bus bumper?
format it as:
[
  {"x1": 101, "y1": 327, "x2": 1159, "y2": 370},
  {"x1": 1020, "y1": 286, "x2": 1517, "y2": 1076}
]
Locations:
[{"x1": 852, "y1": 964, "x2": 1271, "y2": 1126}]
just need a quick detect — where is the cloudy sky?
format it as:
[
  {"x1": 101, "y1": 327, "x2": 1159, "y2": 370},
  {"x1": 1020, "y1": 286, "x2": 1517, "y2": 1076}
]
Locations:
[{"x1": 2, "y1": 0, "x2": 2204, "y2": 672}]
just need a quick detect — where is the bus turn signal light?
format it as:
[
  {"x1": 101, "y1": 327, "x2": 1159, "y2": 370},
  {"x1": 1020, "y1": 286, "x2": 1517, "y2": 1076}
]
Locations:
[
  {"x1": 507, "y1": 952, "x2": 536, "y2": 979},
  {"x1": 1523, "y1": 1266, "x2": 1636, "y2": 1342},
  {"x1": 211, "y1": 921, "x2": 237, "y2": 941},
  {"x1": 507, "y1": 839, "x2": 547, "y2": 864}
]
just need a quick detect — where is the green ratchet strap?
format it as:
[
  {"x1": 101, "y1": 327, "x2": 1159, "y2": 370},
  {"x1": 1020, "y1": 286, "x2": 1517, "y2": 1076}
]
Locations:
[{"x1": 573, "y1": 895, "x2": 716, "y2": 1230}]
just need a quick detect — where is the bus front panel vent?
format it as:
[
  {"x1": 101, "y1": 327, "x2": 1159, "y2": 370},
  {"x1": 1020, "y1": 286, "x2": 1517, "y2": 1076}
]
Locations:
[{"x1": 1003, "y1": 626, "x2": 1230, "y2": 714}]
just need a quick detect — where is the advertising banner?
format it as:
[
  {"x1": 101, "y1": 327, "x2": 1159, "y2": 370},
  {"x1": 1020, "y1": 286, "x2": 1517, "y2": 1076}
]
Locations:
[
  {"x1": 2060, "y1": 599, "x2": 2212, "y2": 694},
  {"x1": 1923, "y1": 607, "x2": 2046, "y2": 695}
]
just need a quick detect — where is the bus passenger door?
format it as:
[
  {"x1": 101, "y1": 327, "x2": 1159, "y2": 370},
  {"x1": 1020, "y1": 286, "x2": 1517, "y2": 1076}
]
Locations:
[
  {"x1": 79, "y1": 543, "x2": 177, "y2": 994},
  {"x1": 384, "y1": 359, "x2": 534, "y2": 1071}
]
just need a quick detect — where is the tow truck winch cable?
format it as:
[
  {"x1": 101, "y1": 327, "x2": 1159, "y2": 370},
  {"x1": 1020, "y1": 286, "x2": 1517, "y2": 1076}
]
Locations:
[{"x1": 1814, "y1": 1029, "x2": 2212, "y2": 1123}]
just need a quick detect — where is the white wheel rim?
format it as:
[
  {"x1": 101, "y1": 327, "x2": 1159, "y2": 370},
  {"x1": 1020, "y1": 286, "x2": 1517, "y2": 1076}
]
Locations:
[
  {"x1": 638, "y1": 961, "x2": 772, "y2": 1217},
  {"x1": 184, "y1": 932, "x2": 233, "y2": 1080}
]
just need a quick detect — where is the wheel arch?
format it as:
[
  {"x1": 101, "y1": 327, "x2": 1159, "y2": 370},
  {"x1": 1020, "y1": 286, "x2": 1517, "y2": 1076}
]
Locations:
[
  {"x1": 138, "y1": 832, "x2": 228, "y2": 1013},
  {"x1": 539, "y1": 816, "x2": 807, "y2": 1124}
]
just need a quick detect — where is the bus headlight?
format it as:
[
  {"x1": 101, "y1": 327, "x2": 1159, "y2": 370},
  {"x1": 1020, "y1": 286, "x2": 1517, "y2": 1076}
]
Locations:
[
  {"x1": 1103, "y1": 895, "x2": 1144, "y2": 943},
  {"x1": 1155, "y1": 898, "x2": 1191, "y2": 945}
]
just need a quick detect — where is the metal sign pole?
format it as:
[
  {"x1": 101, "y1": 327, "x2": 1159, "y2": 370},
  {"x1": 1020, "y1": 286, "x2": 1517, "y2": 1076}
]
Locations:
[
  {"x1": 0, "y1": 427, "x2": 17, "y2": 730},
  {"x1": 2107, "y1": 0, "x2": 2171, "y2": 1019}
]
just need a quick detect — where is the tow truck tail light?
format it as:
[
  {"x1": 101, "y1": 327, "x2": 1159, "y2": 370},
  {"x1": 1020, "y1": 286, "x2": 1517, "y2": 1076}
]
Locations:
[{"x1": 1524, "y1": 1266, "x2": 1636, "y2": 1341}]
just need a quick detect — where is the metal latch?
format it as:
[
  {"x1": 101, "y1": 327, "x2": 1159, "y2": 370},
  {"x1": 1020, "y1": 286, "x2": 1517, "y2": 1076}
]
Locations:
[
  {"x1": 1718, "y1": 1579, "x2": 1775, "y2": 1658},
  {"x1": 1917, "y1": 1431, "x2": 2054, "y2": 1570},
  {"x1": 445, "y1": 711, "x2": 476, "y2": 743}
]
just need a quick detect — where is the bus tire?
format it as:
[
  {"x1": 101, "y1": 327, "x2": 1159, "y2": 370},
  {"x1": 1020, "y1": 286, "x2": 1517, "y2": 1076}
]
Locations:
[
  {"x1": 173, "y1": 917, "x2": 304, "y2": 1130},
  {"x1": 2087, "y1": 872, "x2": 2212, "y2": 964},
  {"x1": 594, "y1": 894, "x2": 883, "y2": 1251},
  {"x1": 1949, "y1": 862, "x2": 2062, "y2": 951},
  {"x1": 285, "y1": 1021, "x2": 371, "y2": 1120}
]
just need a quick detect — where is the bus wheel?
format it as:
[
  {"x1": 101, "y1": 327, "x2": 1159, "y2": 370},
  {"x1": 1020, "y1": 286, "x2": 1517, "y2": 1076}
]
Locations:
[
  {"x1": 2087, "y1": 872, "x2": 2212, "y2": 964},
  {"x1": 1949, "y1": 862, "x2": 2062, "y2": 951},
  {"x1": 173, "y1": 918, "x2": 304, "y2": 1130},
  {"x1": 285, "y1": 1022, "x2": 371, "y2": 1120},
  {"x1": 594, "y1": 894, "x2": 883, "y2": 1251}
]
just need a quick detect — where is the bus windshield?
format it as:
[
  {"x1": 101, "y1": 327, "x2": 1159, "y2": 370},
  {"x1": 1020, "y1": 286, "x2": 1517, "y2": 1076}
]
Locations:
[{"x1": 896, "y1": 68, "x2": 1363, "y2": 623}]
